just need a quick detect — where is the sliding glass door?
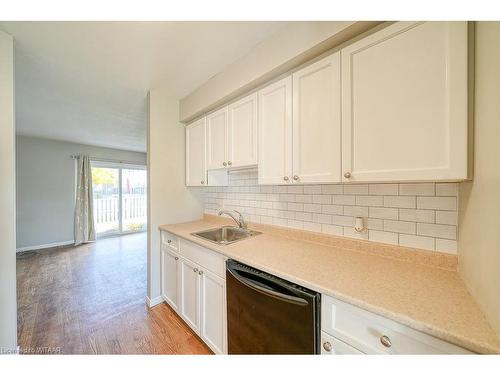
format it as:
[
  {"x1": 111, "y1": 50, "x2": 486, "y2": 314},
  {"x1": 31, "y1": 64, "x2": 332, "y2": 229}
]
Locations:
[{"x1": 91, "y1": 161, "x2": 147, "y2": 237}]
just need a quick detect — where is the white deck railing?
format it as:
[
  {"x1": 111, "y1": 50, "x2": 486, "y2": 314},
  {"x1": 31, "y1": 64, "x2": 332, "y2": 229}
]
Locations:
[{"x1": 94, "y1": 194, "x2": 146, "y2": 232}]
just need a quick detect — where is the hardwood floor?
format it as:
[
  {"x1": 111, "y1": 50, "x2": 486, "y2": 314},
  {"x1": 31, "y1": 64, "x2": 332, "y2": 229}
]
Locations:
[{"x1": 16, "y1": 233, "x2": 211, "y2": 354}]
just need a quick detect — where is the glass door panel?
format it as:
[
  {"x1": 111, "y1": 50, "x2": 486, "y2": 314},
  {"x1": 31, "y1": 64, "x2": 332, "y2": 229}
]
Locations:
[
  {"x1": 121, "y1": 168, "x2": 147, "y2": 233},
  {"x1": 92, "y1": 166, "x2": 120, "y2": 236}
]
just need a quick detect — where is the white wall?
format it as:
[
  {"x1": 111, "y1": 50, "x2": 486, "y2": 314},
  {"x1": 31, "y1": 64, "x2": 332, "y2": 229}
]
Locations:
[
  {"x1": 147, "y1": 88, "x2": 204, "y2": 302},
  {"x1": 179, "y1": 22, "x2": 381, "y2": 122},
  {"x1": 459, "y1": 22, "x2": 500, "y2": 335},
  {"x1": 0, "y1": 29, "x2": 17, "y2": 350},
  {"x1": 16, "y1": 135, "x2": 146, "y2": 250}
]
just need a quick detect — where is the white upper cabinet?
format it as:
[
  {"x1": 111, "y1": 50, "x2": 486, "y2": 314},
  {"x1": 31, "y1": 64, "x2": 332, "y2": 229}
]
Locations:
[
  {"x1": 228, "y1": 93, "x2": 258, "y2": 168},
  {"x1": 341, "y1": 21, "x2": 470, "y2": 182},
  {"x1": 292, "y1": 53, "x2": 342, "y2": 184},
  {"x1": 185, "y1": 118, "x2": 207, "y2": 186},
  {"x1": 206, "y1": 107, "x2": 228, "y2": 170},
  {"x1": 258, "y1": 76, "x2": 293, "y2": 185}
]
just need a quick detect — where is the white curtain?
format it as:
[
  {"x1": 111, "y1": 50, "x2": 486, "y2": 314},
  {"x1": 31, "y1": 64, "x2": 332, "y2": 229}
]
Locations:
[{"x1": 74, "y1": 155, "x2": 96, "y2": 245}]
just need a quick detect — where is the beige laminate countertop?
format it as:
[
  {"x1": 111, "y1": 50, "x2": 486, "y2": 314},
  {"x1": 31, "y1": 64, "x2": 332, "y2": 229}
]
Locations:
[{"x1": 159, "y1": 217, "x2": 500, "y2": 354}]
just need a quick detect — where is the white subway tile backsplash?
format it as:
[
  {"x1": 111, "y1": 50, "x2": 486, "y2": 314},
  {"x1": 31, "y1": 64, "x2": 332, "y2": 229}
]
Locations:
[
  {"x1": 322, "y1": 204, "x2": 343, "y2": 215},
  {"x1": 304, "y1": 203, "x2": 322, "y2": 213},
  {"x1": 417, "y1": 196, "x2": 457, "y2": 210},
  {"x1": 436, "y1": 183, "x2": 458, "y2": 197},
  {"x1": 343, "y1": 184, "x2": 369, "y2": 195},
  {"x1": 369, "y1": 207, "x2": 398, "y2": 220},
  {"x1": 313, "y1": 194, "x2": 332, "y2": 204},
  {"x1": 321, "y1": 185, "x2": 343, "y2": 195},
  {"x1": 322, "y1": 224, "x2": 343, "y2": 236},
  {"x1": 384, "y1": 220, "x2": 416, "y2": 234},
  {"x1": 369, "y1": 230, "x2": 398, "y2": 245},
  {"x1": 435, "y1": 238, "x2": 458, "y2": 254},
  {"x1": 417, "y1": 223, "x2": 456, "y2": 240},
  {"x1": 435, "y1": 210, "x2": 457, "y2": 225},
  {"x1": 356, "y1": 195, "x2": 384, "y2": 207},
  {"x1": 203, "y1": 170, "x2": 458, "y2": 254},
  {"x1": 399, "y1": 234, "x2": 435, "y2": 251},
  {"x1": 399, "y1": 209, "x2": 435, "y2": 223},
  {"x1": 343, "y1": 206, "x2": 369, "y2": 217},
  {"x1": 399, "y1": 183, "x2": 435, "y2": 196},
  {"x1": 333, "y1": 195, "x2": 356, "y2": 205},
  {"x1": 369, "y1": 184, "x2": 398, "y2": 195},
  {"x1": 384, "y1": 196, "x2": 416, "y2": 208}
]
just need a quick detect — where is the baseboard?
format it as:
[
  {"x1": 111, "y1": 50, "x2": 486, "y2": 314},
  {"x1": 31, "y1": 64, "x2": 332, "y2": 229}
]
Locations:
[
  {"x1": 16, "y1": 240, "x2": 74, "y2": 253},
  {"x1": 146, "y1": 295, "x2": 163, "y2": 308}
]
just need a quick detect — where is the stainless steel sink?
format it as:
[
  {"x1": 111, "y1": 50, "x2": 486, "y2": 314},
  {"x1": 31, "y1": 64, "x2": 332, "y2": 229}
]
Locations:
[{"x1": 191, "y1": 226, "x2": 261, "y2": 245}]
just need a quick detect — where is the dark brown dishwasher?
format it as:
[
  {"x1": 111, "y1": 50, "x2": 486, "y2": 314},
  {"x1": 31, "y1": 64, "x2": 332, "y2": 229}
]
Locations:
[{"x1": 226, "y1": 259, "x2": 321, "y2": 354}]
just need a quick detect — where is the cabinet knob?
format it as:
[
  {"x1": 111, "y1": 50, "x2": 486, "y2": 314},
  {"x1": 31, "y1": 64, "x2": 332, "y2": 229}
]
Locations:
[
  {"x1": 223, "y1": 161, "x2": 227, "y2": 167},
  {"x1": 344, "y1": 172, "x2": 351, "y2": 178},
  {"x1": 193, "y1": 268, "x2": 198, "y2": 273},
  {"x1": 200, "y1": 180, "x2": 205, "y2": 185},
  {"x1": 380, "y1": 335, "x2": 392, "y2": 348},
  {"x1": 167, "y1": 239, "x2": 171, "y2": 243},
  {"x1": 283, "y1": 176, "x2": 289, "y2": 182},
  {"x1": 228, "y1": 161, "x2": 232, "y2": 166},
  {"x1": 293, "y1": 175, "x2": 299, "y2": 181},
  {"x1": 198, "y1": 270, "x2": 203, "y2": 275},
  {"x1": 174, "y1": 256, "x2": 179, "y2": 261},
  {"x1": 323, "y1": 341, "x2": 332, "y2": 352}
]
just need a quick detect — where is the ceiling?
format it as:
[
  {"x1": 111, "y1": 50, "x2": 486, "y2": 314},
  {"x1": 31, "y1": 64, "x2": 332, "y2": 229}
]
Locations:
[{"x1": 0, "y1": 22, "x2": 287, "y2": 152}]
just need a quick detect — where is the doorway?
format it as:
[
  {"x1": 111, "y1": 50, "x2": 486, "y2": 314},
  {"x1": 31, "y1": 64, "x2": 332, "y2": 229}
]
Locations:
[{"x1": 91, "y1": 161, "x2": 147, "y2": 237}]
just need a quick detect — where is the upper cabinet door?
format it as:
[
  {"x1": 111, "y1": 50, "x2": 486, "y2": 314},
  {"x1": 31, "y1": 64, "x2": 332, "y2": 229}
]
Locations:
[
  {"x1": 185, "y1": 118, "x2": 206, "y2": 186},
  {"x1": 292, "y1": 53, "x2": 342, "y2": 184},
  {"x1": 341, "y1": 21, "x2": 469, "y2": 182},
  {"x1": 227, "y1": 93, "x2": 258, "y2": 168},
  {"x1": 258, "y1": 76, "x2": 293, "y2": 185},
  {"x1": 206, "y1": 107, "x2": 228, "y2": 170}
]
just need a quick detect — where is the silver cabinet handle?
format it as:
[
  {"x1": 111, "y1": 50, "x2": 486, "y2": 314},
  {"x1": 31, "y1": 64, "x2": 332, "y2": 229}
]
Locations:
[
  {"x1": 174, "y1": 256, "x2": 179, "y2": 260},
  {"x1": 323, "y1": 341, "x2": 332, "y2": 352},
  {"x1": 200, "y1": 180, "x2": 205, "y2": 185},
  {"x1": 193, "y1": 268, "x2": 198, "y2": 273},
  {"x1": 344, "y1": 172, "x2": 351, "y2": 178},
  {"x1": 293, "y1": 175, "x2": 299, "y2": 181},
  {"x1": 198, "y1": 270, "x2": 203, "y2": 275},
  {"x1": 223, "y1": 161, "x2": 227, "y2": 167},
  {"x1": 283, "y1": 176, "x2": 289, "y2": 181},
  {"x1": 380, "y1": 335, "x2": 392, "y2": 348},
  {"x1": 167, "y1": 239, "x2": 171, "y2": 243},
  {"x1": 228, "y1": 161, "x2": 232, "y2": 166}
]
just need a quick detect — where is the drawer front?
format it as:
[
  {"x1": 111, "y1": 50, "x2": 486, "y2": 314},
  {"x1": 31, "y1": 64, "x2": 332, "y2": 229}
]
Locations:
[
  {"x1": 161, "y1": 231, "x2": 179, "y2": 252},
  {"x1": 180, "y1": 238, "x2": 225, "y2": 278},
  {"x1": 321, "y1": 295, "x2": 471, "y2": 354},
  {"x1": 321, "y1": 331, "x2": 363, "y2": 355}
]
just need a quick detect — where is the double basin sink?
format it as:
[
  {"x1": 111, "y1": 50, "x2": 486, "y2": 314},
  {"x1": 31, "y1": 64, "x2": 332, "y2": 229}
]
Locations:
[{"x1": 192, "y1": 226, "x2": 261, "y2": 245}]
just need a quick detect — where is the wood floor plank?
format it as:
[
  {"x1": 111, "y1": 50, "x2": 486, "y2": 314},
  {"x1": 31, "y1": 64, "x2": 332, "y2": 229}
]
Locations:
[{"x1": 16, "y1": 233, "x2": 212, "y2": 355}]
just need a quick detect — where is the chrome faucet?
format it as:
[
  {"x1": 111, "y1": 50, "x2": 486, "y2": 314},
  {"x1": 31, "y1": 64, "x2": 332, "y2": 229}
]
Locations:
[{"x1": 218, "y1": 210, "x2": 247, "y2": 230}]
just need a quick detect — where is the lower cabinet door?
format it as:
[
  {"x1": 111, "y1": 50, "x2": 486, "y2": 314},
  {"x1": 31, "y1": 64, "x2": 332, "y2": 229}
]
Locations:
[
  {"x1": 161, "y1": 248, "x2": 179, "y2": 311},
  {"x1": 321, "y1": 331, "x2": 364, "y2": 355},
  {"x1": 179, "y1": 257, "x2": 201, "y2": 333},
  {"x1": 199, "y1": 269, "x2": 226, "y2": 354}
]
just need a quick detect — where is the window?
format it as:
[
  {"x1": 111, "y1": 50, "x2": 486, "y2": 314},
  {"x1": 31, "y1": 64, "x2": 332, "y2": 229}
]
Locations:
[{"x1": 91, "y1": 161, "x2": 147, "y2": 237}]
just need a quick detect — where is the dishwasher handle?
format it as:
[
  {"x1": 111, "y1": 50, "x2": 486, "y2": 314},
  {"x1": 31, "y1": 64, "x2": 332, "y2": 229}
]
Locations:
[{"x1": 227, "y1": 267, "x2": 309, "y2": 306}]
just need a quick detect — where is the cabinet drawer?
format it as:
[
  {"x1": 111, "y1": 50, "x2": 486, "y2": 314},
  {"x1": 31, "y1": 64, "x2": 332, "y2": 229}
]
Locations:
[
  {"x1": 161, "y1": 231, "x2": 179, "y2": 251},
  {"x1": 321, "y1": 331, "x2": 363, "y2": 355},
  {"x1": 180, "y1": 239, "x2": 225, "y2": 278},
  {"x1": 321, "y1": 295, "x2": 471, "y2": 354}
]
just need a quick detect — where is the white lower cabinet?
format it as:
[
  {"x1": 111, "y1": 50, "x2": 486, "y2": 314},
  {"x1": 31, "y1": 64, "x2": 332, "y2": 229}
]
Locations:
[
  {"x1": 161, "y1": 248, "x2": 179, "y2": 311},
  {"x1": 321, "y1": 331, "x2": 363, "y2": 355},
  {"x1": 160, "y1": 231, "x2": 227, "y2": 354},
  {"x1": 199, "y1": 269, "x2": 226, "y2": 354},
  {"x1": 179, "y1": 257, "x2": 201, "y2": 333},
  {"x1": 321, "y1": 295, "x2": 471, "y2": 354}
]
